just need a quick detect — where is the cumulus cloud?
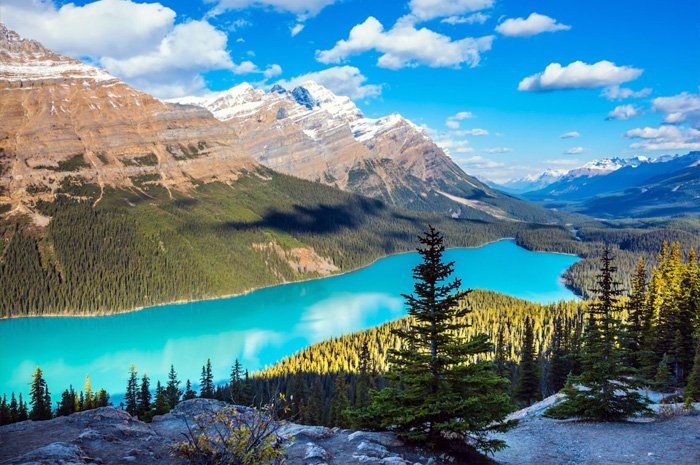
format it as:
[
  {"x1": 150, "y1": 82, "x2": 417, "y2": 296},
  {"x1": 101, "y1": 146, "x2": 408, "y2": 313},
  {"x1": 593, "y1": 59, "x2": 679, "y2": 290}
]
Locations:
[
  {"x1": 1, "y1": 0, "x2": 175, "y2": 59},
  {"x1": 263, "y1": 64, "x2": 283, "y2": 78},
  {"x1": 518, "y1": 60, "x2": 643, "y2": 92},
  {"x1": 602, "y1": 85, "x2": 652, "y2": 100},
  {"x1": 606, "y1": 104, "x2": 642, "y2": 121},
  {"x1": 275, "y1": 66, "x2": 382, "y2": 99},
  {"x1": 441, "y1": 13, "x2": 489, "y2": 25},
  {"x1": 625, "y1": 125, "x2": 700, "y2": 150},
  {"x1": 652, "y1": 92, "x2": 700, "y2": 128},
  {"x1": 408, "y1": 0, "x2": 494, "y2": 22},
  {"x1": 316, "y1": 16, "x2": 494, "y2": 70},
  {"x1": 445, "y1": 111, "x2": 475, "y2": 128},
  {"x1": 496, "y1": 13, "x2": 570, "y2": 37},
  {"x1": 560, "y1": 131, "x2": 580, "y2": 139},
  {"x1": 564, "y1": 147, "x2": 585, "y2": 154},
  {"x1": 1, "y1": 0, "x2": 277, "y2": 98},
  {"x1": 209, "y1": 0, "x2": 338, "y2": 20},
  {"x1": 484, "y1": 147, "x2": 512, "y2": 153},
  {"x1": 455, "y1": 128, "x2": 489, "y2": 136}
]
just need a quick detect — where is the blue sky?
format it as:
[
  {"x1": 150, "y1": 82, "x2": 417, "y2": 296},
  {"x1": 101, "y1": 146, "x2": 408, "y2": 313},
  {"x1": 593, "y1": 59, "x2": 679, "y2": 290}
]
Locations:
[{"x1": 3, "y1": 0, "x2": 699, "y2": 181}]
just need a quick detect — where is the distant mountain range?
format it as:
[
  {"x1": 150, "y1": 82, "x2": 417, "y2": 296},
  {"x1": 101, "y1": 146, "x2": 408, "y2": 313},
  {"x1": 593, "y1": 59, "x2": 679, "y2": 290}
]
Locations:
[{"x1": 500, "y1": 152, "x2": 700, "y2": 218}]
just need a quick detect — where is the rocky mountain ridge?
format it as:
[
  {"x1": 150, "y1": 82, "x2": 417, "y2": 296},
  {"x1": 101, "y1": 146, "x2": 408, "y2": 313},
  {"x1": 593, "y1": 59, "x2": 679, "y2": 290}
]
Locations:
[
  {"x1": 0, "y1": 23, "x2": 256, "y2": 220},
  {"x1": 171, "y1": 81, "x2": 556, "y2": 222}
]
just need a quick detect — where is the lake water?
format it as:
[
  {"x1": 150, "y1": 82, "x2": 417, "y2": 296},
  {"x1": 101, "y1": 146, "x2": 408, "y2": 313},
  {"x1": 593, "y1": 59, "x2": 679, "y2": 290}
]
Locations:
[{"x1": 0, "y1": 240, "x2": 578, "y2": 400}]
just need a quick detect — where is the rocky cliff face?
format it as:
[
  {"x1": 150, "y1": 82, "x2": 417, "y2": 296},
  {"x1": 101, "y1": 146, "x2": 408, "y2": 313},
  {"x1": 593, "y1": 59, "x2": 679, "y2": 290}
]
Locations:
[
  {"x1": 0, "y1": 399, "x2": 458, "y2": 465},
  {"x1": 171, "y1": 81, "x2": 523, "y2": 220},
  {"x1": 0, "y1": 23, "x2": 255, "y2": 216}
]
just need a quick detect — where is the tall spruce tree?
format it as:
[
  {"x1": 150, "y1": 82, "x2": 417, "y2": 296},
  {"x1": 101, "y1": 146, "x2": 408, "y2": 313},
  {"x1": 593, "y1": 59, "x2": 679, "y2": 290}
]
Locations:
[
  {"x1": 183, "y1": 380, "x2": 197, "y2": 401},
  {"x1": 329, "y1": 374, "x2": 350, "y2": 428},
  {"x1": 199, "y1": 359, "x2": 214, "y2": 398},
  {"x1": 622, "y1": 258, "x2": 648, "y2": 368},
  {"x1": 138, "y1": 373, "x2": 151, "y2": 418},
  {"x1": 545, "y1": 245, "x2": 648, "y2": 421},
  {"x1": 230, "y1": 359, "x2": 244, "y2": 404},
  {"x1": 29, "y1": 368, "x2": 52, "y2": 420},
  {"x1": 515, "y1": 317, "x2": 541, "y2": 405},
  {"x1": 165, "y1": 365, "x2": 182, "y2": 408},
  {"x1": 684, "y1": 343, "x2": 700, "y2": 407},
  {"x1": 547, "y1": 317, "x2": 571, "y2": 395},
  {"x1": 125, "y1": 365, "x2": 139, "y2": 416},
  {"x1": 362, "y1": 226, "x2": 514, "y2": 454}
]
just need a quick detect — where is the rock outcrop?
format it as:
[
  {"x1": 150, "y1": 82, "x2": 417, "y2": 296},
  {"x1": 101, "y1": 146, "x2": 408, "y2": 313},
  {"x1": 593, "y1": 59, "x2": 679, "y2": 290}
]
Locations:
[
  {"x1": 0, "y1": 399, "x2": 461, "y2": 465},
  {"x1": 0, "y1": 23, "x2": 256, "y2": 213}
]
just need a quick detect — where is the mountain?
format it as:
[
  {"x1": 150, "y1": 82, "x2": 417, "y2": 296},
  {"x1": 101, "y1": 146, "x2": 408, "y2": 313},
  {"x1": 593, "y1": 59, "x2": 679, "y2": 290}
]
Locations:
[
  {"x1": 522, "y1": 152, "x2": 700, "y2": 218},
  {"x1": 523, "y1": 154, "x2": 690, "y2": 201},
  {"x1": 171, "y1": 82, "x2": 558, "y2": 223},
  {"x1": 495, "y1": 169, "x2": 569, "y2": 194},
  {"x1": 0, "y1": 24, "x2": 556, "y2": 317},
  {"x1": 0, "y1": 23, "x2": 258, "y2": 219}
]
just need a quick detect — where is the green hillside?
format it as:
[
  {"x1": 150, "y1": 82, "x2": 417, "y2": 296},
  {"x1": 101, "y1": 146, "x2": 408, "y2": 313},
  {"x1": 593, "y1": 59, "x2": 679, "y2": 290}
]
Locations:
[{"x1": 0, "y1": 168, "x2": 551, "y2": 318}]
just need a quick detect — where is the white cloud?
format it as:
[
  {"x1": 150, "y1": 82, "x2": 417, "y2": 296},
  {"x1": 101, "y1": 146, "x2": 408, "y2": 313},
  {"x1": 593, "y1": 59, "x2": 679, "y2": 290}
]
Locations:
[
  {"x1": 652, "y1": 92, "x2": 700, "y2": 128},
  {"x1": 606, "y1": 104, "x2": 642, "y2": 121},
  {"x1": 625, "y1": 125, "x2": 700, "y2": 150},
  {"x1": 441, "y1": 13, "x2": 489, "y2": 25},
  {"x1": 564, "y1": 147, "x2": 585, "y2": 154},
  {"x1": 290, "y1": 23, "x2": 305, "y2": 36},
  {"x1": 601, "y1": 85, "x2": 652, "y2": 100},
  {"x1": 0, "y1": 0, "x2": 175, "y2": 59},
  {"x1": 209, "y1": 0, "x2": 338, "y2": 20},
  {"x1": 408, "y1": 0, "x2": 494, "y2": 22},
  {"x1": 275, "y1": 66, "x2": 382, "y2": 99},
  {"x1": 263, "y1": 64, "x2": 283, "y2": 78},
  {"x1": 316, "y1": 16, "x2": 494, "y2": 70},
  {"x1": 545, "y1": 158, "x2": 582, "y2": 166},
  {"x1": 445, "y1": 111, "x2": 475, "y2": 128},
  {"x1": 0, "y1": 0, "x2": 275, "y2": 99},
  {"x1": 455, "y1": 128, "x2": 489, "y2": 136},
  {"x1": 560, "y1": 131, "x2": 580, "y2": 139},
  {"x1": 484, "y1": 147, "x2": 512, "y2": 153},
  {"x1": 495, "y1": 13, "x2": 570, "y2": 37},
  {"x1": 455, "y1": 155, "x2": 502, "y2": 168},
  {"x1": 518, "y1": 60, "x2": 643, "y2": 92}
]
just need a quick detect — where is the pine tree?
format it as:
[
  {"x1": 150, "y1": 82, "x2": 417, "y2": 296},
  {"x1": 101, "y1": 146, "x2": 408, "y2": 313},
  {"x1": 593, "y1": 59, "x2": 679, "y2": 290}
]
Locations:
[
  {"x1": 57, "y1": 386, "x2": 76, "y2": 417},
  {"x1": 153, "y1": 381, "x2": 171, "y2": 416},
  {"x1": 199, "y1": 359, "x2": 214, "y2": 398},
  {"x1": 493, "y1": 324, "x2": 509, "y2": 379},
  {"x1": 125, "y1": 365, "x2": 139, "y2": 416},
  {"x1": 183, "y1": 379, "x2": 197, "y2": 400},
  {"x1": 654, "y1": 353, "x2": 674, "y2": 393},
  {"x1": 622, "y1": 258, "x2": 647, "y2": 367},
  {"x1": 17, "y1": 393, "x2": 28, "y2": 421},
  {"x1": 362, "y1": 226, "x2": 514, "y2": 453},
  {"x1": 83, "y1": 375, "x2": 94, "y2": 410},
  {"x1": 0, "y1": 395, "x2": 8, "y2": 425},
  {"x1": 545, "y1": 245, "x2": 648, "y2": 421},
  {"x1": 329, "y1": 374, "x2": 350, "y2": 428},
  {"x1": 138, "y1": 373, "x2": 151, "y2": 418},
  {"x1": 684, "y1": 343, "x2": 700, "y2": 407},
  {"x1": 9, "y1": 393, "x2": 18, "y2": 423},
  {"x1": 230, "y1": 359, "x2": 244, "y2": 404},
  {"x1": 29, "y1": 367, "x2": 52, "y2": 420},
  {"x1": 515, "y1": 317, "x2": 541, "y2": 405},
  {"x1": 547, "y1": 317, "x2": 571, "y2": 395},
  {"x1": 305, "y1": 377, "x2": 326, "y2": 425},
  {"x1": 353, "y1": 340, "x2": 372, "y2": 409},
  {"x1": 165, "y1": 365, "x2": 182, "y2": 408},
  {"x1": 95, "y1": 389, "x2": 110, "y2": 407}
]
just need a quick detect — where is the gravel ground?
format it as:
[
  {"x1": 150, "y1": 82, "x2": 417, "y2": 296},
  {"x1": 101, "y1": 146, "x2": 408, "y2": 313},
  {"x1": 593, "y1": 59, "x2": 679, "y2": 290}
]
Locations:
[{"x1": 493, "y1": 413, "x2": 700, "y2": 465}]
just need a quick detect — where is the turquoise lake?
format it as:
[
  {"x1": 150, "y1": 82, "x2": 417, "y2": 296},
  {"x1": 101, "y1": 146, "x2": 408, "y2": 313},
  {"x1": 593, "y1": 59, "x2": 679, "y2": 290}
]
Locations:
[{"x1": 0, "y1": 240, "x2": 578, "y2": 399}]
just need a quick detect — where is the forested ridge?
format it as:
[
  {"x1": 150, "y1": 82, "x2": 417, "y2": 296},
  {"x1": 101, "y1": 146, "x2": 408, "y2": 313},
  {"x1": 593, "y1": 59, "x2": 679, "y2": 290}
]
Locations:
[{"x1": 0, "y1": 169, "x2": 564, "y2": 317}]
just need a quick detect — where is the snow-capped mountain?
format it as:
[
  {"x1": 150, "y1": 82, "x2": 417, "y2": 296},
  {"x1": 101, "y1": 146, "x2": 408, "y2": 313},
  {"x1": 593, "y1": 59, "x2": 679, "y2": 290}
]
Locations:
[
  {"x1": 523, "y1": 152, "x2": 700, "y2": 209},
  {"x1": 496, "y1": 169, "x2": 569, "y2": 194},
  {"x1": 171, "y1": 82, "x2": 556, "y2": 222}
]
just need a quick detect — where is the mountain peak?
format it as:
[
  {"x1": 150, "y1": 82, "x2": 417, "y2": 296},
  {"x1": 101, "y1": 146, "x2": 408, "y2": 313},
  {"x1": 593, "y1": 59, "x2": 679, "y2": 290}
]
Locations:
[{"x1": 0, "y1": 23, "x2": 115, "y2": 83}]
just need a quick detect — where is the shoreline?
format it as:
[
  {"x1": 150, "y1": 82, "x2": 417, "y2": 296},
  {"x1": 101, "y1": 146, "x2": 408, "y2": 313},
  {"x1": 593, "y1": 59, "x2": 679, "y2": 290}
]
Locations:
[{"x1": 0, "y1": 237, "x2": 581, "y2": 321}]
